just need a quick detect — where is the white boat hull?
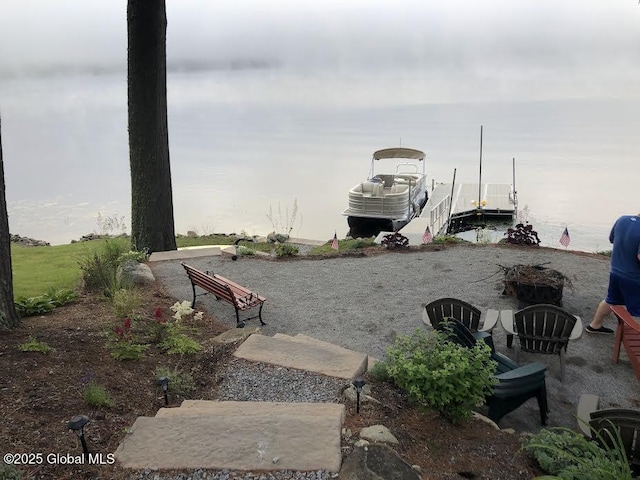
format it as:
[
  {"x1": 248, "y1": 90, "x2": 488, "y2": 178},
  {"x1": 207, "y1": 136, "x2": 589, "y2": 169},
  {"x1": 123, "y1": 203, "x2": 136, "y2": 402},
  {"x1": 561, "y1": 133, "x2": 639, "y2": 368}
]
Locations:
[{"x1": 342, "y1": 174, "x2": 428, "y2": 237}]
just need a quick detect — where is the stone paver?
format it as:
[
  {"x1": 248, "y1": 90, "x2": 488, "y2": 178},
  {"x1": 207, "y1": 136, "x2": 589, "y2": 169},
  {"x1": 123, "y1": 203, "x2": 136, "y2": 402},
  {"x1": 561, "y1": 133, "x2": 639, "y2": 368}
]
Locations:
[
  {"x1": 234, "y1": 333, "x2": 368, "y2": 380},
  {"x1": 156, "y1": 400, "x2": 345, "y2": 423},
  {"x1": 148, "y1": 245, "x2": 236, "y2": 262},
  {"x1": 115, "y1": 402, "x2": 344, "y2": 472}
]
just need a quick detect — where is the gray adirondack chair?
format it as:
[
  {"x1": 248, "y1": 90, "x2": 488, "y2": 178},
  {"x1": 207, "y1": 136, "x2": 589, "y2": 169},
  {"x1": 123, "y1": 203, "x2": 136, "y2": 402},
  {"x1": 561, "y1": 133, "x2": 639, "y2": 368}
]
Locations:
[
  {"x1": 576, "y1": 394, "x2": 640, "y2": 474},
  {"x1": 500, "y1": 304, "x2": 582, "y2": 381},
  {"x1": 422, "y1": 297, "x2": 499, "y2": 333}
]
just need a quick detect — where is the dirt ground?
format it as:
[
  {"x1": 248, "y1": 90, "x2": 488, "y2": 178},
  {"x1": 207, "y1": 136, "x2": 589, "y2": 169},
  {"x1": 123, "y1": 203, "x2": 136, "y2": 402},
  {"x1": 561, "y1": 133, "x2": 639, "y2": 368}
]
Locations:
[{"x1": 0, "y1": 279, "x2": 543, "y2": 480}]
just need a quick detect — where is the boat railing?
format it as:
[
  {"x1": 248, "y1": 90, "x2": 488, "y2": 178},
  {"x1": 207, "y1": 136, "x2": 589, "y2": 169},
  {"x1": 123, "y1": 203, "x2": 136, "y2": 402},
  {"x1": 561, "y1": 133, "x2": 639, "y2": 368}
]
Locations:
[{"x1": 429, "y1": 195, "x2": 451, "y2": 236}]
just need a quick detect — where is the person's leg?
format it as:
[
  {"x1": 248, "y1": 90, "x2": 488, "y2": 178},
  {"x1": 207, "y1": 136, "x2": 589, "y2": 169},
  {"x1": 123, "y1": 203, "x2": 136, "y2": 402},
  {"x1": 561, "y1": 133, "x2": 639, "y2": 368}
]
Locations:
[
  {"x1": 586, "y1": 273, "x2": 620, "y2": 334},
  {"x1": 588, "y1": 300, "x2": 613, "y2": 329}
]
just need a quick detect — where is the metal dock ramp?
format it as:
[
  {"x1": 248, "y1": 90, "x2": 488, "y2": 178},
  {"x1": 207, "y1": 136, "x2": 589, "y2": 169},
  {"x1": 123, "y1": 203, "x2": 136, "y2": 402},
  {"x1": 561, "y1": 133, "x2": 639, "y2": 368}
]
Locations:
[{"x1": 395, "y1": 183, "x2": 516, "y2": 246}]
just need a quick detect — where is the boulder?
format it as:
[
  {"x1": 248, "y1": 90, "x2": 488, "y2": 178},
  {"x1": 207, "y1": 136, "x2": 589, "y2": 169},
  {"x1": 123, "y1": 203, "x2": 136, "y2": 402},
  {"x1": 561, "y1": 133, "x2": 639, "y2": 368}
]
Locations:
[
  {"x1": 359, "y1": 425, "x2": 398, "y2": 445},
  {"x1": 340, "y1": 444, "x2": 421, "y2": 480},
  {"x1": 10, "y1": 234, "x2": 50, "y2": 247},
  {"x1": 213, "y1": 327, "x2": 261, "y2": 344},
  {"x1": 117, "y1": 260, "x2": 155, "y2": 286},
  {"x1": 266, "y1": 232, "x2": 290, "y2": 243}
]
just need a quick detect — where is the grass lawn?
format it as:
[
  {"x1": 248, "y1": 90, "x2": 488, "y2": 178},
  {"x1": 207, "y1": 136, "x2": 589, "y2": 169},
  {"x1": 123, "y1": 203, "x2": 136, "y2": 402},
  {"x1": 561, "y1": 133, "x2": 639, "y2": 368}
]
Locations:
[
  {"x1": 10, "y1": 235, "x2": 272, "y2": 299},
  {"x1": 11, "y1": 242, "x2": 97, "y2": 299}
]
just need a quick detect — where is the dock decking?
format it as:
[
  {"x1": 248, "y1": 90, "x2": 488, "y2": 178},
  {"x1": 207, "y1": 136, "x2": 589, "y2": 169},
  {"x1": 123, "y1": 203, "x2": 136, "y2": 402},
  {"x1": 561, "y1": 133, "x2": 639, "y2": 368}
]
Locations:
[{"x1": 391, "y1": 182, "x2": 516, "y2": 245}]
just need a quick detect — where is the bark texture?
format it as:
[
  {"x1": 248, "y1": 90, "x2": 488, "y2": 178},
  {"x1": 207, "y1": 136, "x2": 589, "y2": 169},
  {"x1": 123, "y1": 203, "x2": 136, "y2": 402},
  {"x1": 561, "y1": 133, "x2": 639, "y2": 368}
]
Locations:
[
  {"x1": 127, "y1": 0, "x2": 177, "y2": 253},
  {"x1": 0, "y1": 117, "x2": 19, "y2": 329}
]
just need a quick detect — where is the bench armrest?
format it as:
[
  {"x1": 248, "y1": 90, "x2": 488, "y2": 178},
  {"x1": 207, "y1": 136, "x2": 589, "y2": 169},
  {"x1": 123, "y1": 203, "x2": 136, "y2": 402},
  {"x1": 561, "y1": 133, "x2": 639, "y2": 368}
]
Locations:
[
  {"x1": 421, "y1": 304, "x2": 432, "y2": 327},
  {"x1": 479, "y1": 309, "x2": 499, "y2": 332},
  {"x1": 500, "y1": 310, "x2": 516, "y2": 336},
  {"x1": 495, "y1": 361, "x2": 546, "y2": 381},
  {"x1": 569, "y1": 315, "x2": 583, "y2": 340},
  {"x1": 611, "y1": 305, "x2": 640, "y2": 334},
  {"x1": 577, "y1": 393, "x2": 600, "y2": 437}
]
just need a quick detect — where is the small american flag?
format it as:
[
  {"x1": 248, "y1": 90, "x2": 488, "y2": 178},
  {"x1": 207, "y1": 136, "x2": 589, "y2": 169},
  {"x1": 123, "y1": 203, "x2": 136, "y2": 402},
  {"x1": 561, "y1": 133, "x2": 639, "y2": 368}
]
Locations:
[
  {"x1": 559, "y1": 227, "x2": 570, "y2": 247},
  {"x1": 331, "y1": 232, "x2": 339, "y2": 250},
  {"x1": 422, "y1": 226, "x2": 433, "y2": 244}
]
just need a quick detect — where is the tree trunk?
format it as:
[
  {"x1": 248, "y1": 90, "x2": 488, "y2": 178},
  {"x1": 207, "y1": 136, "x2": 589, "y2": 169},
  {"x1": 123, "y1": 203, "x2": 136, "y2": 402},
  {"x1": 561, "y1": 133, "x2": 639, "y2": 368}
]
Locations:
[
  {"x1": 0, "y1": 117, "x2": 20, "y2": 330},
  {"x1": 127, "y1": 0, "x2": 177, "y2": 253}
]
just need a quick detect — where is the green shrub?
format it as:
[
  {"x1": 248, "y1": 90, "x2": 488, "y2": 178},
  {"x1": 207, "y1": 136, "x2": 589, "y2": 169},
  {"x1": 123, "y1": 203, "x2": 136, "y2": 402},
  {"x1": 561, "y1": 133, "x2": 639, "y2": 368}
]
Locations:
[
  {"x1": 78, "y1": 238, "x2": 130, "y2": 295},
  {"x1": 112, "y1": 288, "x2": 143, "y2": 318},
  {"x1": 154, "y1": 366, "x2": 196, "y2": 398},
  {"x1": 14, "y1": 286, "x2": 78, "y2": 317},
  {"x1": 385, "y1": 329, "x2": 497, "y2": 424},
  {"x1": 110, "y1": 342, "x2": 148, "y2": 361},
  {"x1": 159, "y1": 324, "x2": 202, "y2": 354},
  {"x1": 14, "y1": 296, "x2": 55, "y2": 317},
  {"x1": 0, "y1": 463, "x2": 23, "y2": 480},
  {"x1": 275, "y1": 243, "x2": 299, "y2": 257},
  {"x1": 236, "y1": 245, "x2": 256, "y2": 256},
  {"x1": 83, "y1": 382, "x2": 115, "y2": 408},
  {"x1": 368, "y1": 361, "x2": 391, "y2": 383},
  {"x1": 108, "y1": 318, "x2": 148, "y2": 361},
  {"x1": 523, "y1": 427, "x2": 635, "y2": 480},
  {"x1": 44, "y1": 287, "x2": 78, "y2": 307},
  {"x1": 18, "y1": 337, "x2": 53, "y2": 354},
  {"x1": 433, "y1": 235, "x2": 466, "y2": 244}
]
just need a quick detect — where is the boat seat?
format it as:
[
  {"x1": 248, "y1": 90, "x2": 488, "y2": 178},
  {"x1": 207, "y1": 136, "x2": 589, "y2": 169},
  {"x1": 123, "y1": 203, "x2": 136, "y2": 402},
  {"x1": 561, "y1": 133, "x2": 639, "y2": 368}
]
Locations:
[
  {"x1": 389, "y1": 184, "x2": 408, "y2": 194},
  {"x1": 361, "y1": 181, "x2": 383, "y2": 196}
]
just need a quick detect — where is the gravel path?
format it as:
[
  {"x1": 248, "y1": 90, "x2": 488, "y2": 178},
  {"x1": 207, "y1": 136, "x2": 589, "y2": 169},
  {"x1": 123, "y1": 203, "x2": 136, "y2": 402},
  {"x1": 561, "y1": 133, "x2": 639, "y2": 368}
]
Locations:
[{"x1": 148, "y1": 243, "x2": 639, "y2": 436}]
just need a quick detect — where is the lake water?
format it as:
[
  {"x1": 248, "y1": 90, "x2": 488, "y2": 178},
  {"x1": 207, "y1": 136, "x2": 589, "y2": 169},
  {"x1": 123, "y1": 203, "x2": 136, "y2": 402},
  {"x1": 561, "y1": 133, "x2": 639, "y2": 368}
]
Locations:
[{"x1": 1, "y1": 69, "x2": 638, "y2": 252}]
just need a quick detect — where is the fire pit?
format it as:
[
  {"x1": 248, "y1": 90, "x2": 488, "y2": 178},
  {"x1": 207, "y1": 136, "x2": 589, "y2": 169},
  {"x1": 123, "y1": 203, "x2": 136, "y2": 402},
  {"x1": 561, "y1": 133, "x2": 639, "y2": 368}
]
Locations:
[{"x1": 501, "y1": 264, "x2": 569, "y2": 307}]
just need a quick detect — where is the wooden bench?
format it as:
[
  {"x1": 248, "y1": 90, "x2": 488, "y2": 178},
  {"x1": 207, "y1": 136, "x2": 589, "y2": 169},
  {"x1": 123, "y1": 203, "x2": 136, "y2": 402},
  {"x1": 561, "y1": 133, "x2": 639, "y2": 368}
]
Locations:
[
  {"x1": 611, "y1": 305, "x2": 640, "y2": 381},
  {"x1": 181, "y1": 263, "x2": 266, "y2": 327}
]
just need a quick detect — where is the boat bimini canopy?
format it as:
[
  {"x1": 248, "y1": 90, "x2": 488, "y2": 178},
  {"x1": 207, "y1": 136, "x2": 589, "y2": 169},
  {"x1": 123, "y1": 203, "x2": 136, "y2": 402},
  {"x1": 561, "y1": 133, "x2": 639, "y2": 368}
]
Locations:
[
  {"x1": 369, "y1": 147, "x2": 426, "y2": 179},
  {"x1": 372, "y1": 147, "x2": 425, "y2": 161}
]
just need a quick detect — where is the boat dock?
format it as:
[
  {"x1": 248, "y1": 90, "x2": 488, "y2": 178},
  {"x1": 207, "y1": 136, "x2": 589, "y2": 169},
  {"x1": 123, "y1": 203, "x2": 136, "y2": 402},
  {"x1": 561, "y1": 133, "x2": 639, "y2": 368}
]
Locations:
[{"x1": 388, "y1": 182, "x2": 516, "y2": 246}]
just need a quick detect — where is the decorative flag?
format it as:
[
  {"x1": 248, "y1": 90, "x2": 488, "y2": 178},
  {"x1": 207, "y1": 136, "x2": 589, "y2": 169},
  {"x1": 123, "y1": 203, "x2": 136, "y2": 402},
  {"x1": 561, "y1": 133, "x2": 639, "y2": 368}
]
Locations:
[
  {"x1": 331, "y1": 232, "x2": 339, "y2": 250},
  {"x1": 559, "y1": 227, "x2": 570, "y2": 247},
  {"x1": 422, "y1": 226, "x2": 433, "y2": 244}
]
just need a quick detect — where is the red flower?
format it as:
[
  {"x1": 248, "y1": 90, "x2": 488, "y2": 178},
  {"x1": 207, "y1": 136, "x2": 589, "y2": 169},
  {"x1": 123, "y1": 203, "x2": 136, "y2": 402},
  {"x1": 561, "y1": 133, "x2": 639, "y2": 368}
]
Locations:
[
  {"x1": 123, "y1": 318, "x2": 131, "y2": 330},
  {"x1": 115, "y1": 325, "x2": 124, "y2": 337},
  {"x1": 154, "y1": 307, "x2": 166, "y2": 323}
]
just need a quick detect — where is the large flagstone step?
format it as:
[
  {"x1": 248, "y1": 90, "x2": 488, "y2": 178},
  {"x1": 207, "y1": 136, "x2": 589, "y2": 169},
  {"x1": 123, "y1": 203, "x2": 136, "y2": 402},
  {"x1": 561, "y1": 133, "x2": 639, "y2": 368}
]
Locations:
[
  {"x1": 233, "y1": 333, "x2": 368, "y2": 380},
  {"x1": 115, "y1": 401, "x2": 345, "y2": 472}
]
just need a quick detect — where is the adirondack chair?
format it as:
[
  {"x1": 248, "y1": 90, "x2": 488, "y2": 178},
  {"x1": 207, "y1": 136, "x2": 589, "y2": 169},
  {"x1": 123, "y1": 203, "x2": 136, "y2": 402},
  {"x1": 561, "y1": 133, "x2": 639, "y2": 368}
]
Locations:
[
  {"x1": 610, "y1": 305, "x2": 640, "y2": 381},
  {"x1": 500, "y1": 304, "x2": 582, "y2": 381},
  {"x1": 576, "y1": 394, "x2": 640, "y2": 474},
  {"x1": 434, "y1": 318, "x2": 549, "y2": 425},
  {"x1": 422, "y1": 297, "x2": 499, "y2": 333}
]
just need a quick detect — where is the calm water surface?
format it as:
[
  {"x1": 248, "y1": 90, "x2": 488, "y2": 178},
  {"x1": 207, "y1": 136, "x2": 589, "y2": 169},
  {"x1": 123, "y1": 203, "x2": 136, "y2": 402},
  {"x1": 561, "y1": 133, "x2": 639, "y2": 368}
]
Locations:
[{"x1": 1, "y1": 70, "x2": 638, "y2": 252}]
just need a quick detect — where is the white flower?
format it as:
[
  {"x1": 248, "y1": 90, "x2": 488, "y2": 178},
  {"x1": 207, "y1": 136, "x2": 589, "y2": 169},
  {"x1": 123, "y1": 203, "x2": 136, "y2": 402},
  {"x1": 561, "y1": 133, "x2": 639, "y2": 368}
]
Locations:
[
  {"x1": 194, "y1": 311, "x2": 204, "y2": 321},
  {"x1": 170, "y1": 300, "x2": 194, "y2": 322}
]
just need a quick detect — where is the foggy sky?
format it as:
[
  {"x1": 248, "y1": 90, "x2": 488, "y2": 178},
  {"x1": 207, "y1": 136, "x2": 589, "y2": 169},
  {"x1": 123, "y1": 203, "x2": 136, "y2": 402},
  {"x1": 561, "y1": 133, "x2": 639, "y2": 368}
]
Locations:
[{"x1": 1, "y1": 0, "x2": 639, "y2": 82}]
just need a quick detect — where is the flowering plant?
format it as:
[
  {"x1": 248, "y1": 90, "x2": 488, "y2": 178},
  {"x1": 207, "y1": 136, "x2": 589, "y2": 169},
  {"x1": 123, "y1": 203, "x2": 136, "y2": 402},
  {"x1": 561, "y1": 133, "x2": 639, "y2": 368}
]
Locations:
[
  {"x1": 154, "y1": 301, "x2": 203, "y2": 355},
  {"x1": 170, "y1": 301, "x2": 204, "y2": 322},
  {"x1": 114, "y1": 318, "x2": 132, "y2": 341},
  {"x1": 109, "y1": 317, "x2": 147, "y2": 360}
]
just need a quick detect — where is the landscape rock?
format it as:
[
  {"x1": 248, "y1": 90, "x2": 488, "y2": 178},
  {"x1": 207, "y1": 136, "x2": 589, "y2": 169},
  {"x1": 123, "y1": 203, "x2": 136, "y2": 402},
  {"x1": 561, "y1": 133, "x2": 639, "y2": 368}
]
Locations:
[
  {"x1": 343, "y1": 384, "x2": 378, "y2": 404},
  {"x1": 117, "y1": 260, "x2": 155, "y2": 286},
  {"x1": 213, "y1": 327, "x2": 261, "y2": 344},
  {"x1": 10, "y1": 234, "x2": 50, "y2": 247},
  {"x1": 359, "y1": 425, "x2": 399, "y2": 445},
  {"x1": 266, "y1": 232, "x2": 290, "y2": 243},
  {"x1": 340, "y1": 444, "x2": 421, "y2": 480}
]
